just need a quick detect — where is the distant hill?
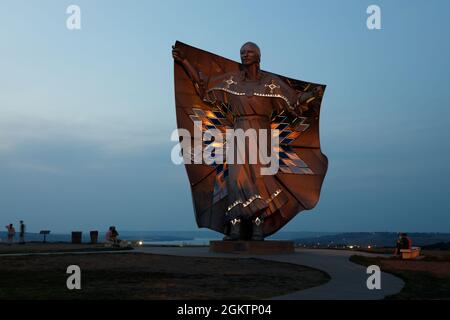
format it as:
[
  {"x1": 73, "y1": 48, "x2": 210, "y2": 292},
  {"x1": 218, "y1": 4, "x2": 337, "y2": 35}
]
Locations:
[{"x1": 294, "y1": 232, "x2": 450, "y2": 247}]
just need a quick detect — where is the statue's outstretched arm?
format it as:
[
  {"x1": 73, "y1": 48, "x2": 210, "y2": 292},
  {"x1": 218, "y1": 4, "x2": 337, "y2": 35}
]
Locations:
[
  {"x1": 172, "y1": 45, "x2": 207, "y2": 98},
  {"x1": 297, "y1": 86, "x2": 324, "y2": 113}
]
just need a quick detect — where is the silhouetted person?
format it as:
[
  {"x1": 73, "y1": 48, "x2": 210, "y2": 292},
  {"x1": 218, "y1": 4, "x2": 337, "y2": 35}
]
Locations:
[
  {"x1": 110, "y1": 226, "x2": 120, "y2": 246},
  {"x1": 5, "y1": 224, "x2": 15, "y2": 245},
  {"x1": 105, "y1": 226, "x2": 113, "y2": 243},
  {"x1": 402, "y1": 233, "x2": 412, "y2": 249},
  {"x1": 19, "y1": 220, "x2": 26, "y2": 244},
  {"x1": 395, "y1": 234, "x2": 402, "y2": 255},
  {"x1": 395, "y1": 232, "x2": 412, "y2": 255}
]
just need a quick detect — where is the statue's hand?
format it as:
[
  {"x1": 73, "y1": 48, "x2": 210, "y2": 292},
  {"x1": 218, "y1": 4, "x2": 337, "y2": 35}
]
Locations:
[
  {"x1": 312, "y1": 86, "x2": 324, "y2": 98},
  {"x1": 172, "y1": 45, "x2": 186, "y2": 63}
]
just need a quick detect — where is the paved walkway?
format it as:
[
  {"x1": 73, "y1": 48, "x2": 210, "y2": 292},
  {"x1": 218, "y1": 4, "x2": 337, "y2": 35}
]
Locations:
[{"x1": 135, "y1": 247, "x2": 405, "y2": 300}]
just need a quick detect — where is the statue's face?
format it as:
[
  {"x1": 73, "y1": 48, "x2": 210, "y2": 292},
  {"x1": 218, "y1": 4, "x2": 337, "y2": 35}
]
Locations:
[{"x1": 240, "y1": 43, "x2": 260, "y2": 66}]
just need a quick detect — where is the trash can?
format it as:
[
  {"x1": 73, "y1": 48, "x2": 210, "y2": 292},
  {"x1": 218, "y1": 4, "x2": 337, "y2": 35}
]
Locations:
[
  {"x1": 90, "y1": 231, "x2": 98, "y2": 244},
  {"x1": 71, "y1": 231, "x2": 82, "y2": 244}
]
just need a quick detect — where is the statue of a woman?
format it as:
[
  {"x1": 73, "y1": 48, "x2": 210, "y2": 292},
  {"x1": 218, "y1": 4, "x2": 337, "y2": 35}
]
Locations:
[{"x1": 172, "y1": 42, "x2": 325, "y2": 240}]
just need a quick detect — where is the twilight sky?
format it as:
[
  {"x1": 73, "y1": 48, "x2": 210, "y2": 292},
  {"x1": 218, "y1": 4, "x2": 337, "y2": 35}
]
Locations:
[{"x1": 0, "y1": 0, "x2": 449, "y2": 233}]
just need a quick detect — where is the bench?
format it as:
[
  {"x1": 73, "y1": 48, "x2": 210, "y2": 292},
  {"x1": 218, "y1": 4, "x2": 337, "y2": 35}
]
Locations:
[{"x1": 400, "y1": 247, "x2": 421, "y2": 259}]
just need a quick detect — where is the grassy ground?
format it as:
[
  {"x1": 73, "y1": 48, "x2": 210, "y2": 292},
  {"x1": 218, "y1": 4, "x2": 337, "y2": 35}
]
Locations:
[
  {"x1": 0, "y1": 252, "x2": 330, "y2": 300},
  {"x1": 0, "y1": 243, "x2": 132, "y2": 254},
  {"x1": 350, "y1": 250, "x2": 450, "y2": 300}
]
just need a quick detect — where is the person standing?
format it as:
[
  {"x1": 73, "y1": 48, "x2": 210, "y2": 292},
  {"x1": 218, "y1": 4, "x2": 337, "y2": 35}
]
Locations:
[
  {"x1": 105, "y1": 226, "x2": 112, "y2": 243},
  {"x1": 5, "y1": 224, "x2": 15, "y2": 245},
  {"x1": 19, "y1": 220, "x2": 26, "y2": 244},
  {"x1": 110, "y1": 226, "x2": 119, "y2": 245}
]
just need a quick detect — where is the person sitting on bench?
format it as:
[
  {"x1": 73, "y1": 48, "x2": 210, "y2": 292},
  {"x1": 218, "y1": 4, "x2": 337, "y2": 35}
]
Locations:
[
  {"x1": 395, "y1": 233, "x2": 412, "y2": 255},
  {"x1": 105, "y1": 226, "x2": 118, "y2": 246}
]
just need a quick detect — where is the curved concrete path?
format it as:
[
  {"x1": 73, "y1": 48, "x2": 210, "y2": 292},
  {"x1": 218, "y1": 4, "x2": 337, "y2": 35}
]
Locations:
[{"x1": 135, "y1": 247, "x2": 404, "y2": 300}]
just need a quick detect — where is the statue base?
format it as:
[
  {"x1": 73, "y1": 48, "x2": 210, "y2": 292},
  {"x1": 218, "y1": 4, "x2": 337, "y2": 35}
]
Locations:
[{"x1": 209, "y1": 240, "x2": 295, "y2": 254}]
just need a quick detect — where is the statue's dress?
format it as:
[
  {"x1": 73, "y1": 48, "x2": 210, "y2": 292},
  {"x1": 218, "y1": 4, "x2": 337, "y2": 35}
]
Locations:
[
  {"x1": 173, "y1": 41, "x2": 328, "y2": 237},
  {"x1": 203, "y1": 70, "x2": 301, "y2": 221}
]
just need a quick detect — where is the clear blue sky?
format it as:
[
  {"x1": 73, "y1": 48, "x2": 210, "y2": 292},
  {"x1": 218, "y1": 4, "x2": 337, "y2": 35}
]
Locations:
[{"x1": 0, "y1": 0, "x2": 449, "y2": 233}]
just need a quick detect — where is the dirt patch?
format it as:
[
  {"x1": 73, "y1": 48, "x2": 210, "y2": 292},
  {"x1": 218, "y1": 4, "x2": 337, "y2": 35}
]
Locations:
[
  {"x1": 350, "y1": 253, "x2": 450, "y2": 299},
  {"x1": 0, "y1": 243, "x2": 130, "y2": 254},
  {"x1": 380, "y1": 260, "x2": 450, "y2": 277}
]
